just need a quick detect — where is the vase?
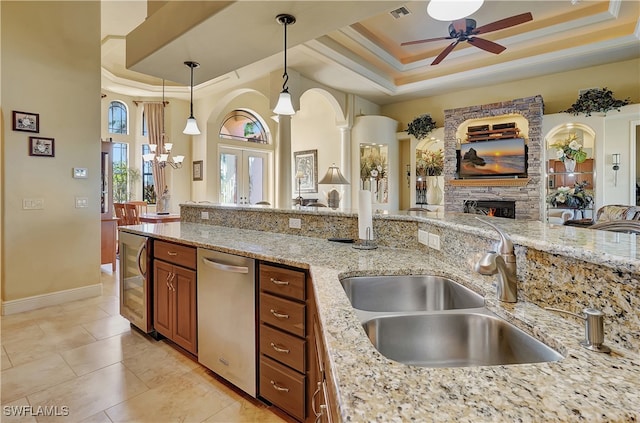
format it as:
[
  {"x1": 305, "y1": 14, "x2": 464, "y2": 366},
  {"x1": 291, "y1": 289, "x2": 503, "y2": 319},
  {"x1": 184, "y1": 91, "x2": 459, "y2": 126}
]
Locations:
[
  {"x1": 426, "y1": 176, "x2": 442, "y2": 205},
  {"x1": 564, "y1": 158, "x2": 576, "y2": 172}
]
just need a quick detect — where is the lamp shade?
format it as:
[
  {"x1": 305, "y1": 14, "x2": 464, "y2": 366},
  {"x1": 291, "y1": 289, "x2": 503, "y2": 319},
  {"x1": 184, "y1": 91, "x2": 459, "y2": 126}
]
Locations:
[
  {"x1": 273, "y1": 90, "x2": 295, "y2": 116},
  {"x1": 183, "y1": 117, "x2": 201, "y2": 135},
  {"x1": 427, "y1": 0, "x2": 484, "y2": 21},
  {"x1": 319, "y1": 164, "x2": 350, "y2": 185}
]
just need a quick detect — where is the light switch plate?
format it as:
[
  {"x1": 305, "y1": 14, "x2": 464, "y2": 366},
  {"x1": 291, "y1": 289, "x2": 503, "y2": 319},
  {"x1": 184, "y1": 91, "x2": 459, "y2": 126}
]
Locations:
[
  {"x1": 201, "y1": 211, "x2": 209, "y2": 219},
  {"x1": 428, "y1": 233, "x2": 441, "y2": 250},
  {"x1": 73, "y1": 167, "x2": 88, "y2": 178},
  {"x1": 75, "y1": 197, "x2": 88, "y2": 208},
  {"x1": 418, "y1": 229, "x2": 428, "y2": 246},
  {"x1": 289, "y1": 218, "x2": 301, "y2": 229},
  {"x1": 23, "y1": 198, "x2": 44, "y2": 210}
]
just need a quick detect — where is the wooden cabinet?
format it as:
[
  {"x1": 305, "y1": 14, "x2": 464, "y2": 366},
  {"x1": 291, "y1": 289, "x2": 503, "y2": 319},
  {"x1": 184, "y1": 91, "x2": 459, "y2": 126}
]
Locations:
[
  {"x1": 153, "y1": 240, "x2": 197, "y2": 355},
  {"x1": 101, "y1": 217, "x2": 117, "y2": 271},
  {"x1": 312, "y1": 316, "x2": 337, "y2": 423},
  {"x1": 258, "y1": 262, "x2": 317, "y2": 422}
]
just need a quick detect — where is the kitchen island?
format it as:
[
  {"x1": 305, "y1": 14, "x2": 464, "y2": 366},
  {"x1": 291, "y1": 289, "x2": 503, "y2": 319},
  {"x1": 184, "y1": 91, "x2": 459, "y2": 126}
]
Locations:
[{"x1": 121, "y1": 207, "x2": 639, "y2": 422}]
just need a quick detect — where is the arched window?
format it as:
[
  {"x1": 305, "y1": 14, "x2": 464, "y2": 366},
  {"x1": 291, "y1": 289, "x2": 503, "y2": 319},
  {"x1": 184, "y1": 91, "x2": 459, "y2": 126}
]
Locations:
[
  {"x1": 219, "y1": 110, "x2": 268, "y2": 144},
  {"x1": 108, "y1": 101, "x2": 128, "y2": 134}
]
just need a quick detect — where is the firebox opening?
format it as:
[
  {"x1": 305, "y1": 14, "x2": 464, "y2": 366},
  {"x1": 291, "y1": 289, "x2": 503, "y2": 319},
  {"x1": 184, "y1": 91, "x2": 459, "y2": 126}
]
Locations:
[{"x1": 464, "y1": 200, "x2": 516, "y2": 219}]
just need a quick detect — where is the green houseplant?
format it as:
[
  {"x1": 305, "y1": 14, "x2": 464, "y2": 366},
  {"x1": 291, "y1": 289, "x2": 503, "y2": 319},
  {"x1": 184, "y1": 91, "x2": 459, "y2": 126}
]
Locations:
[
  {"x1": 407, "y1": 114, "x2": 437, "y2": 140},
  {"x1": 113, "y1": 163, "x2": 141, "y2": 203},
  {"x1": 563, "y1": 87, "x2": 630, "y2": 117}
]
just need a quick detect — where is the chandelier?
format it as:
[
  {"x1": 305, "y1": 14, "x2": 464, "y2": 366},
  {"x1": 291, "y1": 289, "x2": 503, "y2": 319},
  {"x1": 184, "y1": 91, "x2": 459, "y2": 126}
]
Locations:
[{"x1": 143, "y1": 80, "x2": 184, "y2": 169}]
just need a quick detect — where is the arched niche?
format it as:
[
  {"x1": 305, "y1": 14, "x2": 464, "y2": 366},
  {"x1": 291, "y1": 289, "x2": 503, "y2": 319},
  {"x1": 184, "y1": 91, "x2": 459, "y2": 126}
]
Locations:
[
  {"x1": 414, "y1": 128, "x2": 445, "y2": 208},
  {"x1": 543, "y1": 122, "x2": 596, "y2": 222}
]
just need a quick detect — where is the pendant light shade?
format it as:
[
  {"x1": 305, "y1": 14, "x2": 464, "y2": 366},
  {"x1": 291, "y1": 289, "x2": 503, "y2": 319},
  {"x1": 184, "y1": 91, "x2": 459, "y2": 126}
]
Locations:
[
  {"x1": 273, "y1": 14, "x2": 296, "y2": 116},
  {"x1": 183, "y1": 61, "x2": 201, "y2": 135}
]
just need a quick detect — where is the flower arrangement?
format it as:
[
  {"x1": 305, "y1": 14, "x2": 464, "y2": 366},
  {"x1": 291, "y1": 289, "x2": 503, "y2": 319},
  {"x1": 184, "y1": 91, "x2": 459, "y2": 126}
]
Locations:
[
  {"x1": 546, "y1": 181, "x2": 593, "y2": 210},
  {"x1": 416, "y1": 148, "x2": 444, "y2": 176},
  {"x1": 360, "y1": 149, "x2": 387, "y2": 181},
  {"x1": 563, "y1": 87, "x2": 630, "y2": 117},
  {"x1": 407, "y1": 114, "x2": 437, "y2": 140},
  {"x1": 549, "y1": 133, "x2": 587, "y2": 163}
]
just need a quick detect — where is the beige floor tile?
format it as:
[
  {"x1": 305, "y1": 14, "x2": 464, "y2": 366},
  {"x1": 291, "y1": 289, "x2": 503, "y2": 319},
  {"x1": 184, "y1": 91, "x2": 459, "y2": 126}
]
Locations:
[
  {"x1": 78, "y1": 411, "x2": 113, "y2": 423},
  {"x1": 203, "y1": 398, "x2": 288, "y2": 423},
  {"x1": 1, "y1": 323, "x2": 45, "y2": 345},
  {"x1": 1, "y1": 305, "x2": 64, "y2": 332},
  {"x1": 2, "y1": 345, "x2": 13, "y2": 370},
  {"x1": 3, "y1": 325, "x2": 96, "y2": 367},
  {"x1": 105, "y1": 370, "x2": 236, "y2": 423},
  {"x1": 81, "y1": 314, "x2": 131, "y2": 340},
  {"x1": 27, "y1": 362, "x2": 148, "y2": 423},
  {"x1": 1, "y1": 354, "x2": 76, "y2": 403},
  {"x1": 0, "y1": 397, "x2": 38, "y2": 423},
  {"x1": 60, "y1": 335, "x2": 125, "y2": 376},
  {"x1": 37, "y1": 304, "x2": 110, "y2": 332},
  {"x1": 121, "y1": 340, "x2": 199, "y2": 388},
  {"x1": 96, "y1": 296, "x2": 119, "y2": 316}
]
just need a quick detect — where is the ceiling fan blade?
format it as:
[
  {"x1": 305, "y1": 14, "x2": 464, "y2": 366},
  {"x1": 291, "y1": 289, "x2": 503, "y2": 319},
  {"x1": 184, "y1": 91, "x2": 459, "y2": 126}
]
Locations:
[
  {"x1": 431, "y1": 40, "x2": 460, "y2": 65},
  {"x1": 468, "y1": 37, "x2": 506, "y2": 54},
  {"x1": 473, "y1": 12, "x2": 533, "y2": 35},
  {"x1": 401, "y1": 36, "x2": 452, "y2": 46}
]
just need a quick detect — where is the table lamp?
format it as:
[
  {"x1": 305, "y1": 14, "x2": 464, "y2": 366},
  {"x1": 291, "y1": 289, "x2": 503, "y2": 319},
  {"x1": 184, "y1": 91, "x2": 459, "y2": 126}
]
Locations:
[{"x1": 319, "y1": 164, "x2": 350, "y2": 208}]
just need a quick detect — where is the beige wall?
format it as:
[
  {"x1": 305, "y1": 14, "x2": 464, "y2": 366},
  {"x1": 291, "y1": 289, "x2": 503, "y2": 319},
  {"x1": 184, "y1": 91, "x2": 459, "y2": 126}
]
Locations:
[
  {"x1": 1, "y1": 2, "x2": 101, "y2": 303},
  {"x1": 382, "y1": 58, "x2": 640, "y2": 131}
]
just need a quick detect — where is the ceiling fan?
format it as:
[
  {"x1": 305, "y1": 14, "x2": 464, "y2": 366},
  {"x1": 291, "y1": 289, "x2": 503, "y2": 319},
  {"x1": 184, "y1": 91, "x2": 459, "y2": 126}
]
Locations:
[{"x1": 402, "y1": 12, "x2": 533, "y2": 65}]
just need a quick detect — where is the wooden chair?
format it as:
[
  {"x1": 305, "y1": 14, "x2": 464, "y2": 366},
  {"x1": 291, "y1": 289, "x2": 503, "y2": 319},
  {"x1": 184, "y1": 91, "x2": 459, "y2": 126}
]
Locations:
[
  {"x1": 113, "y1": 203, "x2": 127, "y2": 226},
  {"x1": 123, "y1": 203, "x2": 140, "y2": 225},
  {"x1": 126, "y1": 201, "x2": 148, "y2": 218}
]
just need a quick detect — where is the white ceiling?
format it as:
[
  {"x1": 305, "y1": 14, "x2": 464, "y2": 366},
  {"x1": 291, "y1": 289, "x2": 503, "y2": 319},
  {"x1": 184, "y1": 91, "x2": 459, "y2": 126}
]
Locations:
[{"x1": 101, "y1": 0, "x2": 640, "y2": 104}]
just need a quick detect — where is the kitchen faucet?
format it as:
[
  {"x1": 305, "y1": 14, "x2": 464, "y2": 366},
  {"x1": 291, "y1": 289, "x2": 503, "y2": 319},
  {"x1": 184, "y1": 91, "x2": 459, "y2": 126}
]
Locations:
[{"x1": 474, "y1": 218, "x2": 518, "y2": 302}]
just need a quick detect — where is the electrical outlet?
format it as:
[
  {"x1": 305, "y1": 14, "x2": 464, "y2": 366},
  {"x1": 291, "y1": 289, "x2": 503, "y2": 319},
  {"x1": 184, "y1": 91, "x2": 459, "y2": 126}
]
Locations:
[
  {"x1": 428, "y1": 233, "x2": 441, "y2": 250},
  {"x1": 201, "y1": 211, "x2": 209, "y2": 220},
  {"x1": 23, "y1": 198, "x2": 44, "y2": 210},
  {"x1": 75, "y1": 197, "x2": 88, "y2": 208},
  {"x1": 418, "y1": 229, "x2": 428, "y2": 245},
  {"x1": 289, "y1": 218, "x2": 301, "y2": 229}
]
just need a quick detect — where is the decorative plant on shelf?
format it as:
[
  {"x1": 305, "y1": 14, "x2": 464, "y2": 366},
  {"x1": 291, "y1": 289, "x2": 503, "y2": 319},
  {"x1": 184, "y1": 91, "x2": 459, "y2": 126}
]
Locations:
[
  {"x1": 563, "y1": 87, "x2": 630, "y2": 117},
  {"x1": 407, "y1": 114, "x2": 437, "y2": 140},
  {"x1": 549, "y1": 133, "x2": 587, "y2": 163},
  {"x1": 360, "y1": 149, "x2": 387, "y2": 181},
  {"x1": 416, "y1": 148, "x2": 444, "y2": 176},
  {"x1": 546, "y1": 181, "x2": 593, "y2": 210}
]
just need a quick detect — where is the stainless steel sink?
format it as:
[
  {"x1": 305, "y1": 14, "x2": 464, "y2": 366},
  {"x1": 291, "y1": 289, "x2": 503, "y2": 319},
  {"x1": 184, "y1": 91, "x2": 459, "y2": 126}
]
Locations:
[
  {"x1": 362, "y1": 312, "x2": 563, "y2": 367},
  {"x1": 340, "y1": 275, "x2": 484, "y2": 312}
]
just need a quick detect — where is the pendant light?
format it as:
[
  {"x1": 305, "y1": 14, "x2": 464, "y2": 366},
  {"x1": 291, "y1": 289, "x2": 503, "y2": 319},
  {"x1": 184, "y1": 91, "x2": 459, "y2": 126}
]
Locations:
[
  {"x1": 183, "y1": 61, "x2": 201, "y2": 135},
  {"x1": 273, "y1": 14, "x2": 296, "y2": 116}
]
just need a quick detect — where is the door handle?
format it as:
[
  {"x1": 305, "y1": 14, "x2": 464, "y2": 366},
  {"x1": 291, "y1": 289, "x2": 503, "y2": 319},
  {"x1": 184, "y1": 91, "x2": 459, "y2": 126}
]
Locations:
[
  {"x1": 136, "y1": 242, "x2": 147, "y2": 277},
  {"x1": 201, "y1": 257, "x2": 249, "y2": 274}
]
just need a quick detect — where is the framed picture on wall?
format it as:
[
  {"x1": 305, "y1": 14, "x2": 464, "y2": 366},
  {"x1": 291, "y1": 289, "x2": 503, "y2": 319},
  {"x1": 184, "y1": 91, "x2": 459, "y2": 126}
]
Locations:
[
  {"x1": 13, "y1": 111, "x2": 39, "y2": 133},
  {"x1": 193, "y1": 160, "x2": 203, "y2": 181},
  {"x1": 294, "y1": 149, "x2": 318, "y2": 193},
  {"x1": 29, "y1": 137, "x2": 55, "y2": 157}
]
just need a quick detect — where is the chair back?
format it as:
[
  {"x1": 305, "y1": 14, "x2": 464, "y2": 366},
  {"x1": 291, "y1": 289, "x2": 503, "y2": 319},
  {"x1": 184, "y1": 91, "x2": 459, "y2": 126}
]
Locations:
[
  {"x1": 126, "y1": 201, "x2": 148, "y2": 217},
  {"x1": 114, "y1": 203, "x2": 126, "y2": 226},
  {"x1": 123, "y1": 203, "x2": 140, "y2": 225}
]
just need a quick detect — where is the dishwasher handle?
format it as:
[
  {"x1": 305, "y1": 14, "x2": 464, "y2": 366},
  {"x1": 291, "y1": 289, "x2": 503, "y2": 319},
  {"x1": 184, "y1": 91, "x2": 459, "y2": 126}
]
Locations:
[{"x1": 201, "y1": 257, "x2": 249, "y2": 274}]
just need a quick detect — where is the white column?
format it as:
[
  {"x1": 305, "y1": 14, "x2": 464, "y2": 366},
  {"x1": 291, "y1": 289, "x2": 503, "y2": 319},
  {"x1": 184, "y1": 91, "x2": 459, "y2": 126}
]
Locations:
[
  {"x1": 339, "y1": 125, "x2": 352, "y2": 209},
  {"x1": 276, "y1": 115, "x2": 292, "y2": 208}
]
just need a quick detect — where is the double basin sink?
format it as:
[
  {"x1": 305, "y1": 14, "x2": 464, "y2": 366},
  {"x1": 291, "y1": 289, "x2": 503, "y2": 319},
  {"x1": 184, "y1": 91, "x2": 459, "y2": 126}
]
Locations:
[{"x1": 340, "y1": 275, "x2": 562, "y2": 368}]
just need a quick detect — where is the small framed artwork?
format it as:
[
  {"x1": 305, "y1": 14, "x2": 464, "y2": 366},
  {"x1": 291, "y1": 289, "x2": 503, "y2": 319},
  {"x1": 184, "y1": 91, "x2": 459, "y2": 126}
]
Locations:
[
  {"x1": 193, "y1": 160, "x2": 203, "y2": 181},
  {"x1": 29, "y1": 137, "x2": 55, "y2": 157},
  {"x1": 294, "y1": 149, "x2": 318, "y2": 193},
  {"x1": 13, "y1": 111, "x2": 39, "y2": 133}
]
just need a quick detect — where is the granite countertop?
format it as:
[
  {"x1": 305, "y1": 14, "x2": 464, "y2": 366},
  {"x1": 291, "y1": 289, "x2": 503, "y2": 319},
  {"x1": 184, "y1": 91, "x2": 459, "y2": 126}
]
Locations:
[{"x1": 121, "y1": 222, "x2": 640, "y2": 422}]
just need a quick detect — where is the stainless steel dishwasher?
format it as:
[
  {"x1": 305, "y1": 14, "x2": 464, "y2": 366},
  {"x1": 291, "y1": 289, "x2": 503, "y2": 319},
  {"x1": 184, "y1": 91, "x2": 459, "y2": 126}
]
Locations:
[{"x1": 197, "y1": 248, "x2": 256, "y2": 397}]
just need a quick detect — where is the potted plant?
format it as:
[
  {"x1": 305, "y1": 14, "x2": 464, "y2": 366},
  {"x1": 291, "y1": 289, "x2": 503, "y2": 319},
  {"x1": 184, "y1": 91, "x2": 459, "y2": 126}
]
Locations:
[
  {"x1": 547, "y1": 181, "x2": 593, "y2": 212},
  {"x1": 563, "y1": 87, "x2": 630, "y2": 117},
  {"x1": 407, "y1": 114, "x2": 437, "y2": 140}
]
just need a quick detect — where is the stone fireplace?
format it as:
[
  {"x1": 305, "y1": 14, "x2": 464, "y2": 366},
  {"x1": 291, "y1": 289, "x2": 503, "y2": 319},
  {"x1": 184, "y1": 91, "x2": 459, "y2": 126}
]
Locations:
[
  {"x1": 443, "y1": 96, "x2": 543, "y2": 220},
  {"x1": 463, "y1": 200, "x2": 516, "y2": 219}
]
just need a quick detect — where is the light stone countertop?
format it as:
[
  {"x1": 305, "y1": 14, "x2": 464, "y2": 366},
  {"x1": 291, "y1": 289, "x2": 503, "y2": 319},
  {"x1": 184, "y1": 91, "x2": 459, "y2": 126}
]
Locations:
[{"x1": 121, "y1": 221, "x2": 640, "y2": 422}]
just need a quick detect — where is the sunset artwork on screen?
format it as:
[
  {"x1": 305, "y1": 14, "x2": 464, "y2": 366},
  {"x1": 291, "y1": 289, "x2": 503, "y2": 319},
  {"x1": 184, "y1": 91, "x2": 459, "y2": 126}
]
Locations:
[{"x1": 459, "y1": 138, "x2": 527, "y2": 178}]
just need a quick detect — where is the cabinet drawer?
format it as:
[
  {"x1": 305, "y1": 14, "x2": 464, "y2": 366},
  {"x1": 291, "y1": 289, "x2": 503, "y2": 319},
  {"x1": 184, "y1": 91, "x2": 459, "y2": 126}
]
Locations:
[
  {"x1": 154, "y1": 240, "x2": 196, "y2": 269},
  {"x1": 260, "y1": 264, "x2": 305, "y2": 301},
  {"x1": 260, "y1": 356, "x2": 305, "y2": 422},
  {"x1": 260, "y1": 324, "x2": 306, "y2": 373},
  {"x1": 260, "y1": 293, "x2": 305, "y2": 337}
]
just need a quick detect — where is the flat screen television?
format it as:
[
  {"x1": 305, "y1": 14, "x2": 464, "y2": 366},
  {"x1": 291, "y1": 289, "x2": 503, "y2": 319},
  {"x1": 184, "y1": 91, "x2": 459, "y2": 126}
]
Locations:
[{"x1": 458, "y1": 138, "x2": 527, "y2": 178}]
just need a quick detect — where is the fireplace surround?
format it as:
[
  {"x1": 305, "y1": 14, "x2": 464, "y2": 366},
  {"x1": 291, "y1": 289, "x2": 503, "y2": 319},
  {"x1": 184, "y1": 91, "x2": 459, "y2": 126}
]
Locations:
[{"x1": 463, "y1": 200, "x2": 516, "y2": 219}]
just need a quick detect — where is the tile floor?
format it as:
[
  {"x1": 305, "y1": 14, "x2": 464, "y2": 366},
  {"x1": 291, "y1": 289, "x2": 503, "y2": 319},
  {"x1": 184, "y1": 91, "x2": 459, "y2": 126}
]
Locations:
[{"x1": 1, "y1": 263, "x2": 290, "y2": 423}]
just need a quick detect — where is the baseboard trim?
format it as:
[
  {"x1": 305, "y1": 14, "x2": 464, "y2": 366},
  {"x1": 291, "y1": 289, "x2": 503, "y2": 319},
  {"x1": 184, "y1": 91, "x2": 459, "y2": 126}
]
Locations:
[{"x1": 1, "y1": 283, "x2": 103, "y2": 315}]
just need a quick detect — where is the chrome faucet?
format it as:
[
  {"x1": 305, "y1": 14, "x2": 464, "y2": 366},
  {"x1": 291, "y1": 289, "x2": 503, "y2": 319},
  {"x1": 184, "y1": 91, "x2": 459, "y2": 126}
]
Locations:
[{"x1": 474, "y1": 218, "x2": 518, "y2": 302}]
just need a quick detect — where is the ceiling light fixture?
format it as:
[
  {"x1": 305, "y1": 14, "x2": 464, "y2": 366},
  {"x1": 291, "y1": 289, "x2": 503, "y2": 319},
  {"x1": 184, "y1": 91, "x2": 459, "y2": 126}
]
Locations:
[
  {"x1": 273, "y1": 14, "x2": 296, "y2": 116},
  {"x1": 143, "y1": 80, "x2": 185, "y2": 169},
  {"x1": 427, "y1": 0, "x2": 484, "y2": 21},
  {"x1": 183, "y1": 61, "x2": 201, "y2": 135}
]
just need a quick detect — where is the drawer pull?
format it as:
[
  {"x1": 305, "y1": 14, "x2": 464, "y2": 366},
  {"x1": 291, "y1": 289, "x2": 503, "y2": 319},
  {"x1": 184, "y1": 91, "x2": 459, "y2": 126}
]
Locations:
[
  {"x1": 167, "y1": 251, "x2": 178, "y2": 256},
  {"x1": 270, "y1": 380, "x2": 290, "y2": 392},
  {"x1": 270, "y1": 342, "x2": 290, "y2": 354},
  {"x1": 269, "y1": 309, "x2": 289, "y2": 319},
  {"x1": 270, "y1": 278, "x2": 289, "y2": 286}
]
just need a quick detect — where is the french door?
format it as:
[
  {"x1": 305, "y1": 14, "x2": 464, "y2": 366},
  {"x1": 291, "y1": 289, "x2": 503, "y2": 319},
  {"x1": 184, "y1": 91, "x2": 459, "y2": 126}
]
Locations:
[{"x1": 219, "y1": 147, "x2": 271, "y2": 205}]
